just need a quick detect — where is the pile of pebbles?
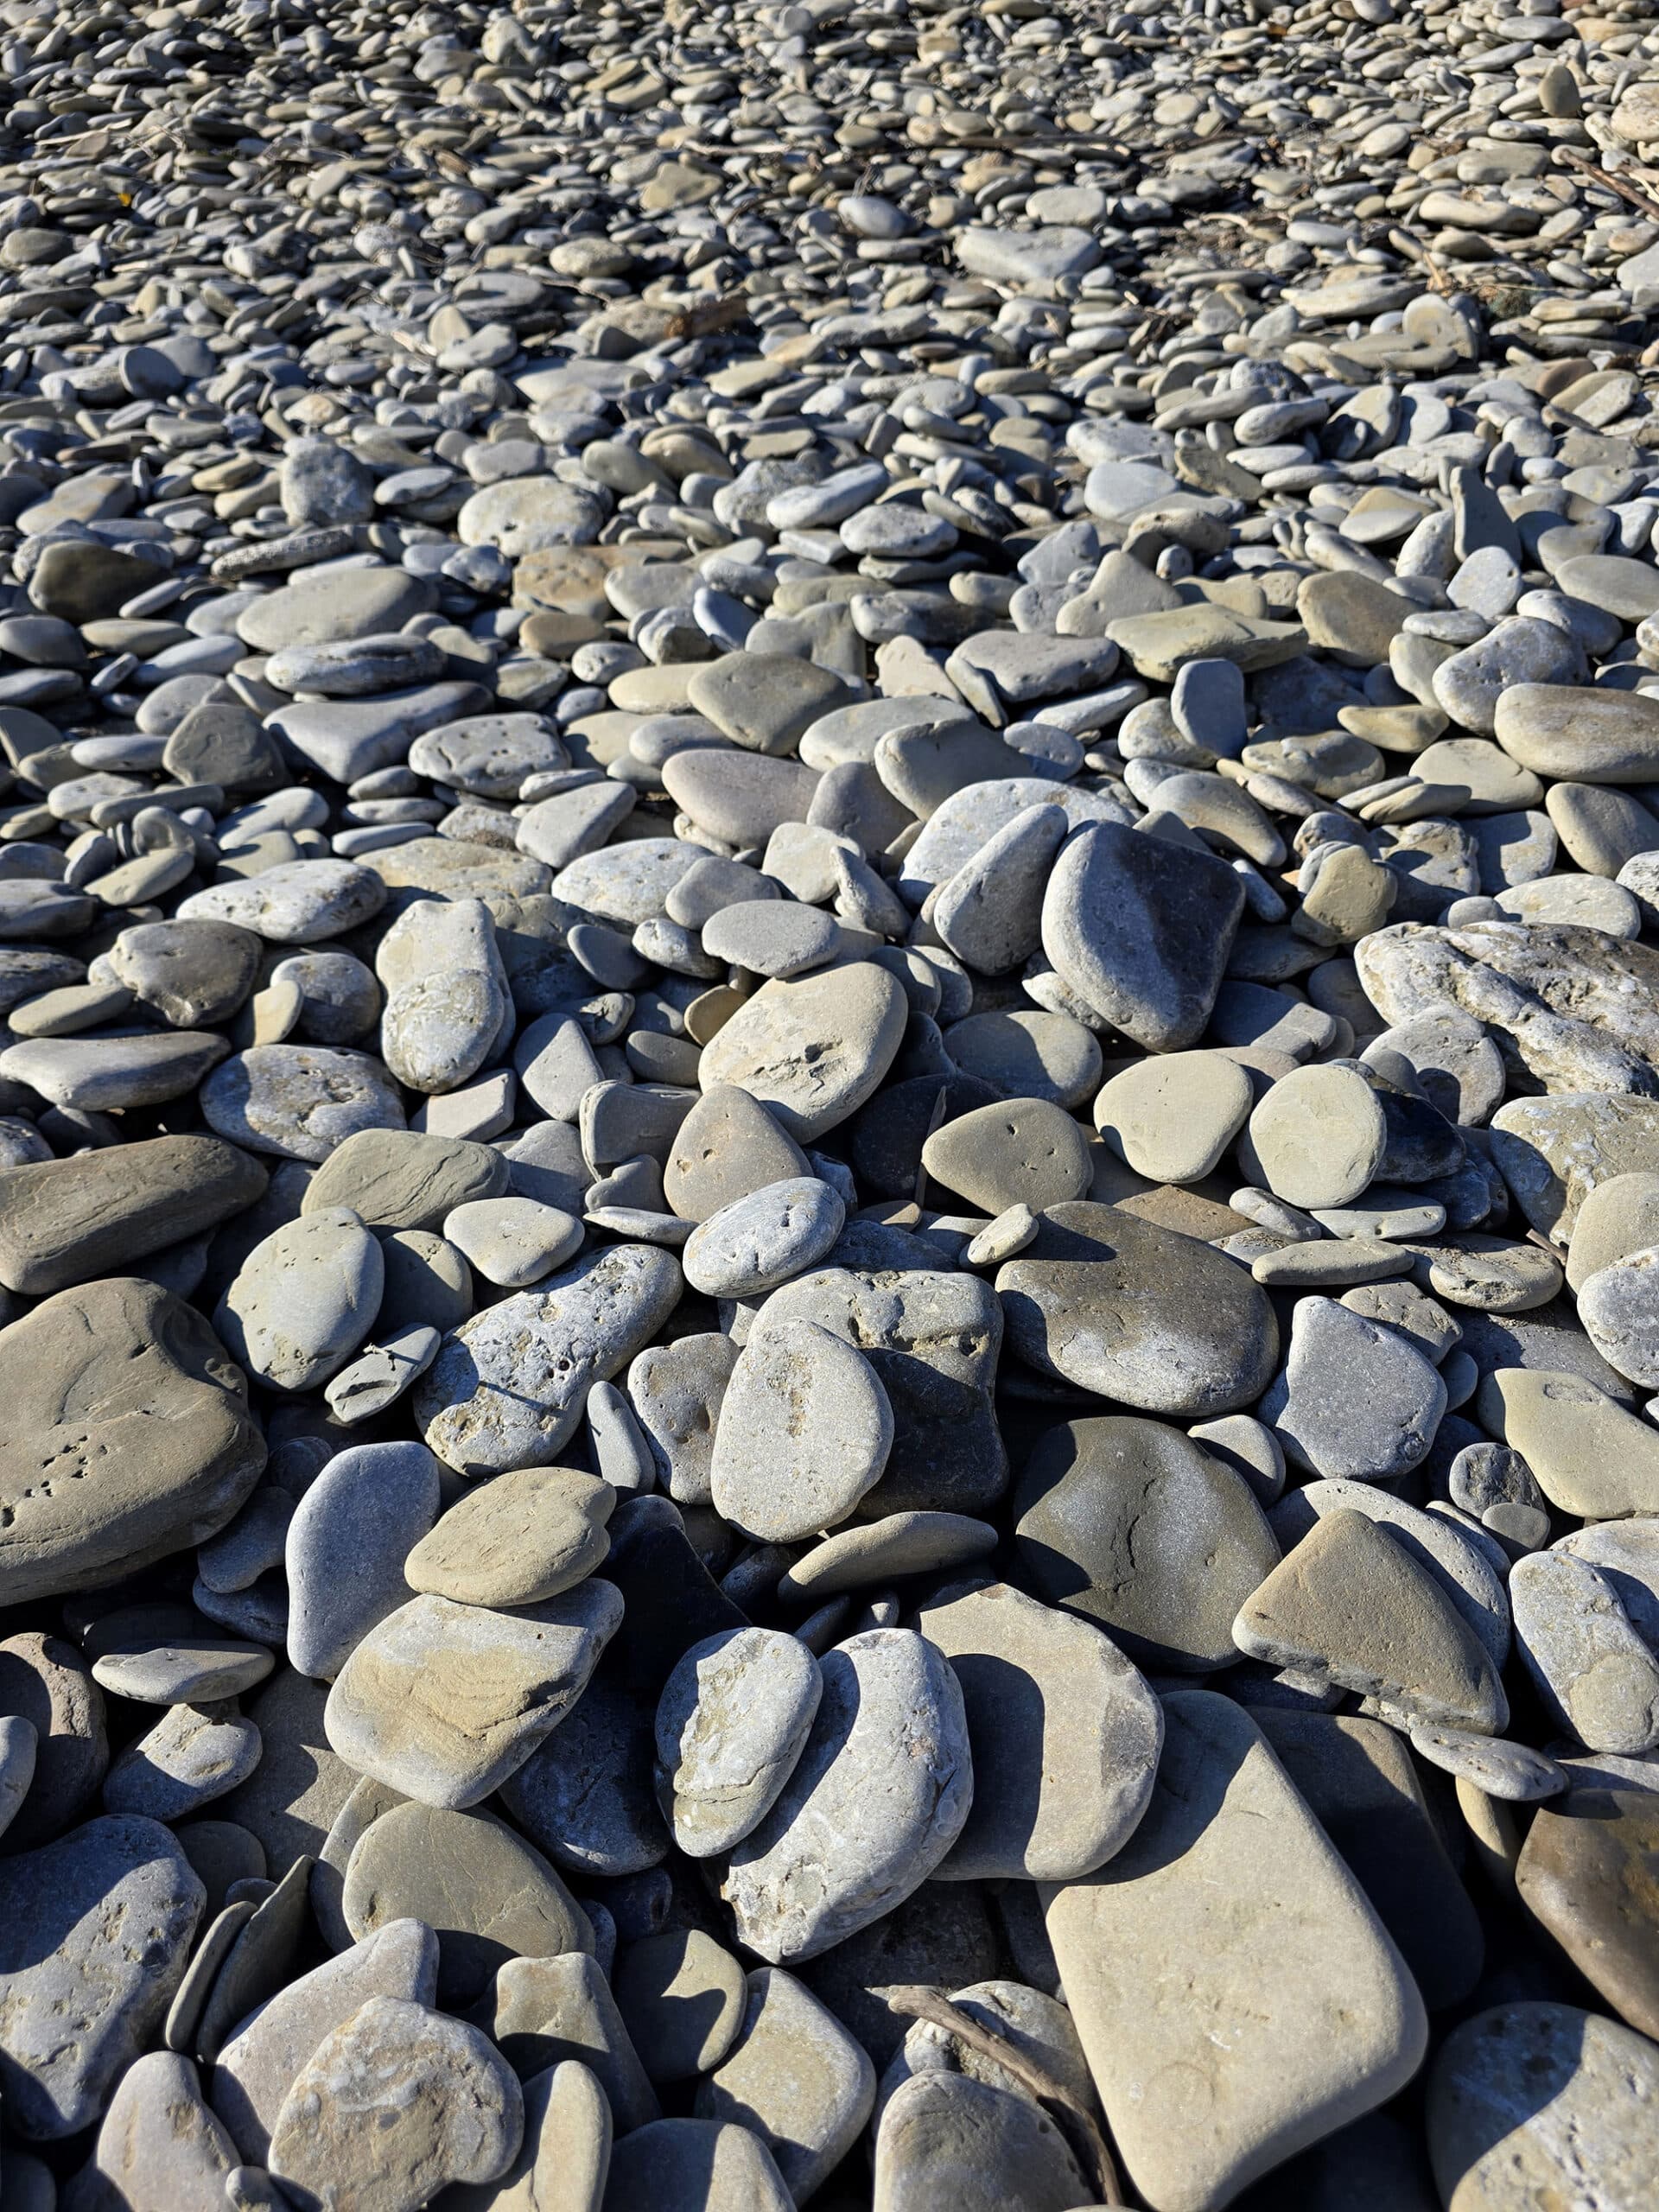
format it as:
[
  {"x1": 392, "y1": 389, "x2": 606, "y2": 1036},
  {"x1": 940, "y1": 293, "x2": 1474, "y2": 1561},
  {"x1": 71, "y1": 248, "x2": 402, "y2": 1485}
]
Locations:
[{"x1": 3, "y1": 0, "x2": 1659, "y2": 2205}]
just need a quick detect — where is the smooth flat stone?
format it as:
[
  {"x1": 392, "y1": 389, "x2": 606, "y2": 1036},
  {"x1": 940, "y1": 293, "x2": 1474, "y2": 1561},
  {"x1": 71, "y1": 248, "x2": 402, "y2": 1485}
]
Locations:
[
  {"x1": 1043, "y1": 1692, "x2": 1427, "y2": 2212},
  {"x1": 996, "y1": 1201, "x2": 1279, "y2": 1417},
  {"x1": 654, "y1": 1628, "x2": 823, "y2": 1859},
  {"x1": 0, "y1": 1278, "x2": 264, "y2": 1606},
  {"x1": 1427, "y1": 2003, "x2": 1659, "y2": 2211},
  {"x1": 721, "y1": 1630, "x2": 973, "y2": 1964},
  {"x1": 1014, "y1": 1414, "x2": 1280, "y2": 1673},
  {"x1": 324, "y1": 1582, "x2": 623, "y2": 1808},
  {"x1": 918, "y1": 1580, "x2": 1163, "y2": 1883}
]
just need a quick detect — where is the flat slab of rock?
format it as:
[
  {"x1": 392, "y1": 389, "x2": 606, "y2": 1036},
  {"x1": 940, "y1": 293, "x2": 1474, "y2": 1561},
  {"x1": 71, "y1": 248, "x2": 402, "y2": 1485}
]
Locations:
[
  {"x1": 324, "y1": 1582, "x2": 623, "y2": 1808},
  {"x1": 0, "y1": 1278, "x2": 265, "y2": 1604},
  {"x1": 1427, "y1": 2002, "x2": 1659, "y2": 2212},
  {"x1": 996, "y1": 1202, "x2": 1278, "y2": 1417},
  {"x1": 0, "y1": 1815, "x2": 205, "y2": 2138},
  {"x1": 0, "y1": 1135, "x2": 265, "y2": 1296},
  {"x1": 1014, "y1": 1414, "x2": 1281, "y2": 1672},
  {"x1": 917, "y1": 1580, "x2": 1162, "y2": 1882},
  {"x1": 1043, "y1": 1691, "x2": 1427, "y2": 2212}
]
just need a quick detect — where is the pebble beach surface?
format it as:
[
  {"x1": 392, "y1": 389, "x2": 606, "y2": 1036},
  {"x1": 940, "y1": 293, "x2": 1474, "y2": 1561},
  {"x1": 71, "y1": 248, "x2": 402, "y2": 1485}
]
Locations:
[{"x1": 0, "y1": 0, "x2": 1658, "y2": 2206}]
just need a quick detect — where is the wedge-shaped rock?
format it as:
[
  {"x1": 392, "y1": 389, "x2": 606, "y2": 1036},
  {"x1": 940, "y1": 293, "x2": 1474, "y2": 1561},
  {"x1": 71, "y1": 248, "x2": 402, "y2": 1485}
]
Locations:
[
  {"x1": 1040, "y1": 820, "x2": 1244, "y2": 1050},
  {"x1": 1233, "y1": 1508, "x2": 1508, "y2": 1732}
]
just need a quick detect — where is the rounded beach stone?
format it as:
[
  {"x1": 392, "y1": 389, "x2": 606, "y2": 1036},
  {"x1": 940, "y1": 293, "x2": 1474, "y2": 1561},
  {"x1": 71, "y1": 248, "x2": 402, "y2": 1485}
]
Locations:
[
  {"x1": 695, "y1": 1967, "x2": 875, "y2": 2203},
  {"x1": 483, "y1": 1950, "x2": 659, "y2": 2131},
  {"x1": 711, "y1": 1319, "x2": 893, "y2": 1543},
  {"x1": 683, "y1": 1177, "x2": 845, "y2": 1299},
  {"x1": 721, "y1": 1630, "x2": 973, "y2": 1963},
  {"x1": 0, "y1": 1631, "x2": 107, "y2": 1850},
  {"x1": 1515, "y1": 1789, "x2": 1659, "y2": 2041},
  {"x1": 201, "y1": 1046, "x2": 405, "y2": 1165},
  {"x1": 1045, "y1": 1691, "x2": 1427, "y2": 2212},
  {"x1": 1510, "y1": 1552, "x2": 1659, "y2": 1756},
  {"x1": 215, "y1": 1208, "x2": 383, "y2": 1394},
  {"x1": 1427, "y1": 2002, "x2": 1659, "y2": 2212},
  {"x1": 1577, "y1": 1244, "x2": 1659, "y2": 1388},
  {"x1": 210, "y1": 1918, "x2": 438, "y2": 2165},
  {"x1": 996, "y1": 1201, "x2": 1278, "y2": 1417},
  {"x1": 0, "y1": 1814, "x2": 206, "y2": 2139},
  {"x1": 601, "y1": 2120, "x2": 791, "y2": 2212},
  {"x1": 1260, "y1": 1294, "x2": 1447, "y2": 1481},
  {"x1": 917, "y1": 1579, "x2": 1162, "y2": 1882},
  {"x1": 442, "y1": 1198, "x2": 584, "y2": 1290},
  {"x1": 304, "y1": 1128, "x2": 510, "y2": 1230},
  {"x1": 324, "y1": 1580, "x2": 623, "y2": 1808},
  {"x1": 0, "y1": 1135, "x2": 266, "y2": 1298},
  {"x1": 664, "y1": 1087, "x2": 811, "y2": 1221},
  {"x1": 1243, "y1": 1064, "x2": 1388, "y2": 1209},
  {"x1": 102, "y1": 1699, "x2": 262, "y2": 1822},
  {"x1": 920, "y1": 1096, "x2": 1091, "y2": 1216},
  {"x1": 872, "y1": 2071, "x2": 1089, "y2": 2212},
  {"x1": 68, "y1": 2048, "x2": 237, "y2": 2212},
  {"x1": 285, "y1": 1440, "x2": 442, "y2": 1681},
  {"x1": 0, "y1": 1278, "x2": 264, "y2": 1605},
  {"x1": 404, "y1": 1468, "x2": 613, "y2": 1607},
  {"x1": 342, "y1": 1802, "x2": 592, "y2": 2010},
  {"x1": 697, "y1": 963, "x2": 910, "y2": 1142},
  {"x1": 653, "y1": 1628, "x2": 823, "y2": 1858},
  {"x1": 495, "y1": 1663, "x2": 667, "y2": 1879},
  {"x1": 1040, "y1": 818, "x2": 1245, "y2": 1051},
  {"x1": 268, "y1": 1997, "x2": 523, "y2": 2212},
  {"x1": 1567, "y1": 1171, "x2": 1659, "y2": 1293},
  {"x1": 1094, "y1": 1050, "x2": 1254, "y2": 1182},
  {"x1": 613, "y1": 1929, "x2": 747, "y2": 2084},
  {"x1": 1014, "y1": 1414, "x2": 1279, "y2": 1672},
  {"x1": 779, "y1": 1512, "x2": 1000, "y2": 1603}
]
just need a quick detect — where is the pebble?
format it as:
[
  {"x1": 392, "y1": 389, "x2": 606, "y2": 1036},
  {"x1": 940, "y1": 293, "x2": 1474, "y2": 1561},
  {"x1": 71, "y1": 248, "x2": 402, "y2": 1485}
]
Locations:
[
  {"x1": 917, "y1": 1580, "x2": 1162, "y2": 1882},
  {"x1": 267, "y1": 1997, "x2": 523, "y2": 2212},
  {"x1": 653, "y1": 1629, "x2": 823, "y2": 1859},
  {"x1": 3, "y1": 0, "x2": 1659, "y2": 2197},
  {"x1": 721, "y1": 1631, "x2": 972, "y2": 1963},
  {"x1": 1014, "y1": 1415, "x2": 1281, "y2": 1673},
  {"x1": 324, "y1": 1581, "x2": 623, "y2": 1809},
  {"x1": 711, "y1": 1320, "x2": 893, "y2": 1543},
  {"x1": 1428, "y1": 2004, "x2": 1659, "y2": 2212}
]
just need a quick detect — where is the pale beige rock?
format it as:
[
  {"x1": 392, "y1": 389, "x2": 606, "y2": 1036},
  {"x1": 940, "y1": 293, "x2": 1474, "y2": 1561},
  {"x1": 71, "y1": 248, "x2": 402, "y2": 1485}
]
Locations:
[{"x1": 1043, "y1": 1691, "x2": 1427, "y2": 2212}]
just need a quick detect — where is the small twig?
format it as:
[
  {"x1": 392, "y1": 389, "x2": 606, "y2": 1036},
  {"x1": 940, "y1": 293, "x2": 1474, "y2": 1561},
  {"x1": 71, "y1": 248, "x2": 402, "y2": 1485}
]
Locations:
[
  {"x1": 877, "y1": 1984, "x2": 1126, "y2": 2206},
  {"x1": 1554, "y1": 144, "x2": 1659, "y2": 226}
]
